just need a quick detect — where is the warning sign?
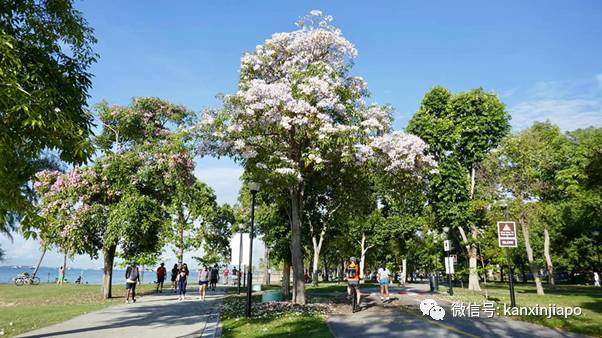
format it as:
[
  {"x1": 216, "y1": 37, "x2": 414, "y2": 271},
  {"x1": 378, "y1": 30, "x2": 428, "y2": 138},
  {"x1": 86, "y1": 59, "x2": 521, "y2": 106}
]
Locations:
[{"x1": 497, "y1": 221, "x2": 517, "y2": 247}]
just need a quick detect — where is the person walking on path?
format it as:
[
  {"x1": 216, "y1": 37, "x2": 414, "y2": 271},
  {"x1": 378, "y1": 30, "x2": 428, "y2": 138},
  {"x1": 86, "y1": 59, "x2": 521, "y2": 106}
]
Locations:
[
  {"x1": 346, "y1": 257, "x2": 361, "y2": 310},
  {"x1": 57, "y1": 266, "x2": 65, "y2": 285},
  {"x1": 595, "y1": 271, "x2": 600, "y2": 287},
  {"x1": 125, "y1": 262, "x2": 140, "y2": 304},
  {"x1": 156, "y1": 263, "x2": 167, "y2": 293},
  {"x1": 171, "y1": 263, "x2": 179, "y2": 293},
  {"x1": 377, "y1": 265, "x2": 391, "y2": 301},
  {"x1": 176, "y1": 263, "x2": 189, "y2": 301},
  {"x1": 198, "y1": 266, "x2": 210, "y2": 300},
  {"x1": 223, "y1": 266, "x2": 230, "y2": 285},
  {"x1": 210, "y1": 264, "x2": 219, "y2": 291}
]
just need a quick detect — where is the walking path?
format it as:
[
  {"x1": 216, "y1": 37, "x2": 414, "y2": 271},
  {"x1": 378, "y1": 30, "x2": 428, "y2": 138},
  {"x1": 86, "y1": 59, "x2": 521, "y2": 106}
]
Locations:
[
  {"x1": 328, "y1": 284, "x2": 584, "y2": 338},
  {"x1": 17, "y1": 288, "x2": 225, "y2": 338}
]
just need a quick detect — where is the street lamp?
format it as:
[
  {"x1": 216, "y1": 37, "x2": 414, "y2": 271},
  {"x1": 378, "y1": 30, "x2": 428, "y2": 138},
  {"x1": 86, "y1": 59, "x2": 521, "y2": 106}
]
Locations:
[
  {"x1": 238, "y1": 229, "x2": 243, "y2": 294},
  {"x1": 500, "y1": 200, "x2": 517, "y2": 308},
  {"x1": 443, "y1": 226, "x2": 453, "y2": 296},
  {"x1": 246, "y1": 181, "x2": 260, "y2": 318}
]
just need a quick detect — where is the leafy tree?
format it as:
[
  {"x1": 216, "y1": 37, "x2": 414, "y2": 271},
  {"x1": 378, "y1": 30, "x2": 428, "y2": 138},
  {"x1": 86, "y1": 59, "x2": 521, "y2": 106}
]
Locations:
[
  {"x1": 167, "y1": 180, "x2": 220, "y2": 265},
  {"x1": 487, "y1": 122, "x2": 573, "y2": 294},
  {"x1": 30, "y1": 97, "x2": 195, "y2": 298},
  {"x1": 407, "y1": 86, "x2": 510, "y2": 291},
  {"x1": 0, "y1": 0, "x2": 97, "y2": 254}
]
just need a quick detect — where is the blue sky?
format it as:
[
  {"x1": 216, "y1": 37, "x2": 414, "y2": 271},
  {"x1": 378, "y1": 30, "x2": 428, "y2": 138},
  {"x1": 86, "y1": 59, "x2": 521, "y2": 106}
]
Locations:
[{"x1": 2, "y1": 0, "x2": 602, "y2": 268}]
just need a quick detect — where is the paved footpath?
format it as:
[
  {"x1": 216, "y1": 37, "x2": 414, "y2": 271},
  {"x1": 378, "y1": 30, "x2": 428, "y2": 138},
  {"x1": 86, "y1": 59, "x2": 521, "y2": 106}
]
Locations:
[
  {"x1": 328, "y1": 284, "x2": 585, "y2": 338},
  {"x1": 17, "y1": 287, "x2": 225, "y2": 338}
]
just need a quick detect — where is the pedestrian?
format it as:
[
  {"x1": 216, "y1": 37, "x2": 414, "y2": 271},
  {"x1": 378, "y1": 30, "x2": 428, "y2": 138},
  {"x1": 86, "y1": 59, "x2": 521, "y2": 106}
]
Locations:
[
  {"x1": 377, "y1": 265, "x2": 391, "y2": 301},
  {"x1": 210, "y1": 264, "x2": 219, "y2": 291},
  {"x1": 176, "y1": 263, "x2": 189, "y2": 301},
  {"x1": 595, "y1": 271, "x2": 600, "y2": 287},
  {"x1": 57, "y1": 266, "x2": 65, "y2": 285},
  {"x1": 232, "y1": 267, "x2": 238, "y2": 286},
  {"x1": 171, "y1": 263, "x2": 179, "y2": 293},
  {"x1": 223, "y1": 266, "x2": 230, "y2": 285},
  {"x1": 198, "y1": 266, "x2": 210, "y2": 300},
  {"x1": 156, "y1": 263, "x2": 167, "y2": 293},
  {"x1": 125, "y1": 262, "x2": 140, "y2": 304}
]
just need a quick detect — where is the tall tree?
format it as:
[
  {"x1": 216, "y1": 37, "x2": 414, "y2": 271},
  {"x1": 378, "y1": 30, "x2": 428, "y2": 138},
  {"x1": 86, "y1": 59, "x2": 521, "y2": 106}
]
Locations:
[
  {"x1": 167, "y1": 180, "x2": 219, "y2": 265},
  {"x1": 488, "y1": 122, "x2": 572, "y2": 295},
  {"x1": 197, "y1": 11, "x2": 393, "y2": 304},
  {"x1": 407, "y1": 86, "x2": 510, "y2": 291},
  {"x1": 0, "y1": 0, "x2": 97, "y2": 252},
  {"x1": 31, "y1": 97, "x2": 195, "y2": 298}
]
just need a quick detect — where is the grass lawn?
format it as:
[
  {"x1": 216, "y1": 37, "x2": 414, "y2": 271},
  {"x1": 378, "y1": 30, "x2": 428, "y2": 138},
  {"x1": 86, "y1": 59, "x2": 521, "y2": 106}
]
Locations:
[
  {"x1": 0, "y1": 283, "x2": 156, "y2": 337},
  {"x1": 437, "y1": 282, "x2": 602, "y2": 337},
  {"x1": 220, "y1": 293, "x2": 332, "y2": 338}
]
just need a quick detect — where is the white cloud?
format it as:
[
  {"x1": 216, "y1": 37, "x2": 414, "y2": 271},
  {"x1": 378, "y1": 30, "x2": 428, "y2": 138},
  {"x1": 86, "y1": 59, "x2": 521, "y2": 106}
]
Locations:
[
  {"x1": 510, "y1": 98, "x2": 602, "y2": 131},
  {"x1": 194, "y1": 165, "x2": 244, "y2": 205},
  {"x1": 508, "y1": 75, "x2": 602, "y2": 131}
]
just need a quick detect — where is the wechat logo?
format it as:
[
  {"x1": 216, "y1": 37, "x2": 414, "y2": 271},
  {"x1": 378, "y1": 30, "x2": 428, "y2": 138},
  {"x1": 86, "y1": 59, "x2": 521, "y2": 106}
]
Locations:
[{"x1": 420, "y1": 298, "x2": 446, "y2": 320}]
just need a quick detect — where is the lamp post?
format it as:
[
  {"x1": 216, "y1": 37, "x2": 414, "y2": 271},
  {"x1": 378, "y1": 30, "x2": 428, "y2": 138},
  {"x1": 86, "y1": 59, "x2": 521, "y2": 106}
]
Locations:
[
  {"x1": 443, "y1": 226, "x2": 453, "y2": 296},
  {"x1": 246, "y1": 181, "x2": 260, "y2": 318},
  {"x1": 500, "y1": 200, "x2": 517, "y2": 308},
  {"x1": 238, "y1": 229, "x2": 243, "y2": 294}
]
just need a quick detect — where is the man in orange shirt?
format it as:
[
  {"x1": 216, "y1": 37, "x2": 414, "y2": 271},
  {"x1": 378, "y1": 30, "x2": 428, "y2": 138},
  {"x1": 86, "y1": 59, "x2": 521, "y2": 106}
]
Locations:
[{"x1": 156, "y1": 263, "x2": 167, "y2": 293}]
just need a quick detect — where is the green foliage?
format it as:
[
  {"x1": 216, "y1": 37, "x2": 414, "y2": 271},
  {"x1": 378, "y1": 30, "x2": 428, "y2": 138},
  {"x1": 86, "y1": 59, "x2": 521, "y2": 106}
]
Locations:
[
  {"x1": 0, "y1": 0, "x2": 97, "y2": 246},
  {"x1": 29, "y1": 98, "x2": 195, "y2": 262}
]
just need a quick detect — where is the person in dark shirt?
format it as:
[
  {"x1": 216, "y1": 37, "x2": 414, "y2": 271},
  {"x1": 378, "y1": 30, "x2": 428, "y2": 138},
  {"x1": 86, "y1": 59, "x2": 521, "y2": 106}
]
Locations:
[
  {"x1": 171, "y1": 264, "x2": 179, "y2": 293},
  {"x1": 210, "y1": 264, "x2": 219, "y2": 291}
]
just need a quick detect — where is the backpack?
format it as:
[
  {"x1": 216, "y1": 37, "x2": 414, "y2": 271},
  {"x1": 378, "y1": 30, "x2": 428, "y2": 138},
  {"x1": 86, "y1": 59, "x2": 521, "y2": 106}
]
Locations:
[
  {"x1": 346, "y1": 264, "x2": 358, "y2": 279},
  {"x1": 127, "y1": 266, "x2": 138, "y2": 282}
]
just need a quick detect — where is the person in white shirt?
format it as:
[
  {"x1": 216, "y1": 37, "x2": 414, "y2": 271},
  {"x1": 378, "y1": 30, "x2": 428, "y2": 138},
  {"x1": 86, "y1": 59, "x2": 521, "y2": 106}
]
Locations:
[
  {"x1": 377, "y1": 266, "x2": 391, "y2": 301},
  {"x1": 594, "y1": 271, "x2": 600, "y2": 287}
]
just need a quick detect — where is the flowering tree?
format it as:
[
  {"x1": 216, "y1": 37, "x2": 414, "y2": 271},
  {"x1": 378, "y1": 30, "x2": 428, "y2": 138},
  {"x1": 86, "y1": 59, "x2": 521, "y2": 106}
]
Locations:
[
  {"x1": 31, "y1": 97, "x2": 195, "y2": 298},
  {"x1": 197, "y1": 11, "x2": 435, "y2": 303},
  {"x1": 355, "y1": 132, "x2": 438, "y2": 278}
]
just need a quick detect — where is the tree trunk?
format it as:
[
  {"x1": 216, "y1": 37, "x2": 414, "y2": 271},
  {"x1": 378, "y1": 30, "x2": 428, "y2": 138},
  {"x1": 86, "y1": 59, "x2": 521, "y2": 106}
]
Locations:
[
  {"x1": 469, "y1": 166, "x2": 476, "y2": 199},
  {"x1": 459, "y1": 227, "x2": 481, "y2": 291},
  {"x1": 282, "y1": 260, "x2": 291, "y2": 298},
  {"x1": 178, "y1": 210, "x2": 185, "y2": 266},
  {"x1": 32, "y1": 246, "x2": 47, "y2": 278},
  {"x1": 543, "y1": 225, "x2": 555, "y2": 288},
  {"x1": 102, "y1": 244, "x2": 117, "y2": 299},
  {"x1": 63, "y1": 252, "x2": 68, "y2": 271},
  {"x1": 311, "y1": 228, "x2": 325, "y2": 286},
  {"x1": 264, "y1": 248, "x2": 270, "y2": 285},
  {"x1": 322, "y1": 255, "x2": 329, "y2": 282},
  {"x1": 520, "y1": 211, "x2": 545, "y2": 295},
  {"x1": 359, "y1": 232, "x2": 372, "y2": 282},
  {"x1": 290, "y1": 187, "x2": 305, "y2": 304},
  {"x1": 401, "y1": 258, "x2": 407, "y2": 286}
]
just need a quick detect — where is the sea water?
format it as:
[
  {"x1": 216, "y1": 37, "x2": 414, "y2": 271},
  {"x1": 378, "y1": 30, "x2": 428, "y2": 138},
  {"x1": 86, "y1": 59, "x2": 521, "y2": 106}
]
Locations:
[{"x1": 0, "y1": 266, "x2": 157, "y2": 285}]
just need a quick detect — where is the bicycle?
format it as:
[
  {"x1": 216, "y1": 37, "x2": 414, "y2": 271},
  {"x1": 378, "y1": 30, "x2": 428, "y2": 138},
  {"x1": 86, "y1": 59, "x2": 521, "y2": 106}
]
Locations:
[{"x1": 14, "y1": 273, "x2": 40, "y2": 286}]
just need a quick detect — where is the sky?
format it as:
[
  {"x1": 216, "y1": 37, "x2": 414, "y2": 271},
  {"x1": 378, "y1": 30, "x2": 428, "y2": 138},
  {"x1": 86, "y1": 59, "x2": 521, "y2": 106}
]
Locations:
[{"x1": 2, "y1": 0, "x2": 602, "y2": 269}]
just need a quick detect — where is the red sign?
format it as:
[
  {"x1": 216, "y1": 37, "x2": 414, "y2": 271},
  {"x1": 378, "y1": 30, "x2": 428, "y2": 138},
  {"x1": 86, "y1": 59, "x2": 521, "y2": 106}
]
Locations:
[{"x1": 497, "y1": 221, "x2": 517, "y2": 247}]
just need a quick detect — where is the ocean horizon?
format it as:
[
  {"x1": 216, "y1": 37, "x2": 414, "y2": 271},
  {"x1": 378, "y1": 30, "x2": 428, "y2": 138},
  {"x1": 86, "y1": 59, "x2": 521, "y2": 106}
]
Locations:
[{"x1": 0, "y1": 265, "x2": 165, "y2": 285}]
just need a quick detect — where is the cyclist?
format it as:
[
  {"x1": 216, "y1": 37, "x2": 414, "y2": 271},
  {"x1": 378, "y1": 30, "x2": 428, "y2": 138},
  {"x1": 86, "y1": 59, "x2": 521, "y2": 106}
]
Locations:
[{"x1": 346, "y1": 257, "x2": 361, "y2": 311}]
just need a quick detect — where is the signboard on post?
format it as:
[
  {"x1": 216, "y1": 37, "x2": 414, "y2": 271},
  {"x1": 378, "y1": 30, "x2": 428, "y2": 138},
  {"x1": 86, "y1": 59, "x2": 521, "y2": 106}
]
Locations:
[
  {"x1": 444, "y1": 256, "x2": 455, "y2": 274},
  {"x1": 497, "y1": 221, "x2": 518, "y2": 247},
  {"x1": 443, "y1": 240, "x2": 451, "y2": 252}
]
